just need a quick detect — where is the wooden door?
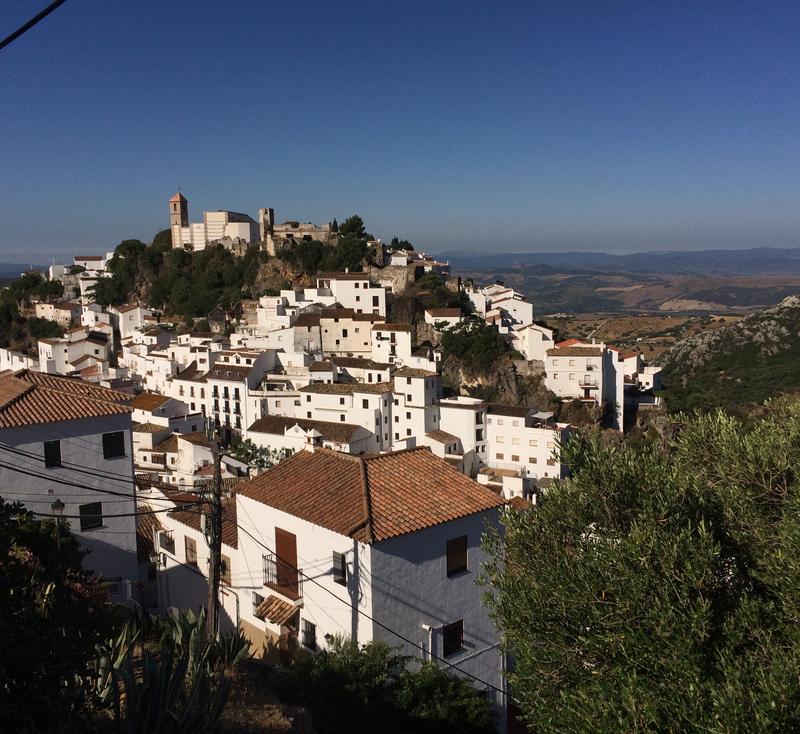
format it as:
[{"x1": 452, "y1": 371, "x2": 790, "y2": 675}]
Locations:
[{"x1": 275, "y1": 527, "x2": 298, "y2": 598}]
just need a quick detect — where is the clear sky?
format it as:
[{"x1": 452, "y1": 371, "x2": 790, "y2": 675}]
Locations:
[{"x1": 1, "y1": 0, "x2": 799, "y2": 261}]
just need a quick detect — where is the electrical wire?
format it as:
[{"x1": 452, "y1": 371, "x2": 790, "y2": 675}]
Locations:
[
  {"x1": 0, "y1": 0, "x2": 68, "y2": 52},
  {"x1": 226, "y1": 517, "x2": 506, "y2": 696},
  {"x1": 29, "y1": 503, "x2": 202, "y2": 520}
]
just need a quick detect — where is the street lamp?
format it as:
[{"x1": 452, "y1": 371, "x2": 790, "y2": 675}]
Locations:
[{"x1": 51, "y1": 498, "x2": 64, "y2": 551}]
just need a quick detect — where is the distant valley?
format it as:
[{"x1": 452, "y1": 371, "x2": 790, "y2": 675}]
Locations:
[{"x1": 442, "y1": 247, "x2": 800, "y2": 315}]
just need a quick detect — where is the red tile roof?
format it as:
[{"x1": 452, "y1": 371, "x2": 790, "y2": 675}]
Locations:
[
  {"x1": 556, "y1": 338, "x2": 585, "y2": 347},
  {"x1": 132, "y1": 391, "x2": 171, "y2": 411},
  {"x1": 0, "y1": 370, "x2": 131, "y2": 429},
  {"x1": 238, "y1": 447, "x2": 504, "y2": 544},
  {"x1": 170, "y1": 495, "x2": 238, "y2": 549}
]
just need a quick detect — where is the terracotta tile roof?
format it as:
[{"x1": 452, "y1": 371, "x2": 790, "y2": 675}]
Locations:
[
  {"x1": 132, "y1": 421, "x2": 170, "y2": 433},
  {"x1": 556, "y1": 338, "x2": 585, "y2": 347},
  {"x1": 154, "y1": 434, "x2": 179, "y2": 453},
  {"x1": 0, "y1": 371, "x2": 131, "y2": 429},
  {"x1": 372, "y1": 323, "x2": 410, "y2": 332},
  {"x1": 132, "y1": 392, "x2": 171, "y2": 411},
  {"x1": 13, "y1": 370, "x2": 131, "y2": 402},
  {"x1": 329, "y1": 356, "x2": 391, "y2": 370},
  {"x1": 547, "y1": 347, "x2": 603, "y2": 357},
  {"x1": 299, "y1": 382, "x2": 392, "y2": 395},
  {"x1": 487, "y1": 403, "x2": 531, "y2": 418},
  {"x1": 425, "y1": 308, "x2": 461, "y2": 317},
  {"x1": 170, "y1": 495, "x2": 238, "y2": 549},
  {"x1": 172, "y1": 361, "x2": 207, "y2": 383},
  {"x1": 393, "y1": 366, "x2": 437, "y2": 378},
  {"x1": 136, "y1": 506, "x2": 163, "y2": 563},
  {"x1": 238, "y1": 447, "x2": 505, "y2": 544},
  {"x1": 309, "y1": 361, "x2": 334, "y2": 372},
  {"x1": 178, "y1": 431, "x2": 211, "y2": 447},
  {"x1": 75, "y1": 255, "x2": 104, "y2": 261},
  {"x1": 294, "y1": 313, "x2": 321, "y2": 328},
  {"x1": 256, "y1": 595, "x2": 297, "y2": 625},
  {"x1": 116, "y1": 303, "x2": 145, "y2": 314},
  {"x1": 319, "y1": 307, "x2": 379, "y2": 321},
  {"x1": 248, "y1": 415, "x2": 365, "y2": 443},
  {"x1": 507, "y1": 496, "x2": 532, "y2": 511},
  {"x1": 425, "y1": 429, "x2": 459, "y2": 444},
  {"x1": 319, "y1": 272, "x2": 371, "y2": 281},
  {"x1": 169, "y1": 192, "x2": 187, "y2": 203}
]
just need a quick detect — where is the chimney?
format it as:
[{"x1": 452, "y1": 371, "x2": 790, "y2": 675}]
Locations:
[{"x1": 304, "y1": 429, "x2": 323, "y2": 452}]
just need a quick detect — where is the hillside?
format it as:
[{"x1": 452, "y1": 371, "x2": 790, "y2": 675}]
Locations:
[{"x1": 659, "y1": 295, "x2": 800, "y2": 414}]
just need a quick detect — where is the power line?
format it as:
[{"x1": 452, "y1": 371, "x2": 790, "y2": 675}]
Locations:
[
  {"x1": 0, "y1": 0, "x2": 69, "y2": 53},
  {"x1": 29, "y1": 503, "x2": 201, "y2": 521},
  {"x1": 227, "y1": 518, "x2": 506, "y2": 696}
]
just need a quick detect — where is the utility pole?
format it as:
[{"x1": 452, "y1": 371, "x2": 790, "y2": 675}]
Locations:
[{"x1": 205, "y1": 422, "x2": 224, "y2": 642}]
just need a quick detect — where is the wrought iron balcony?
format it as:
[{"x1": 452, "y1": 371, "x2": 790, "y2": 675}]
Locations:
[{"x1": 262, "y1": 552, "x2": 303, "y2": 602}]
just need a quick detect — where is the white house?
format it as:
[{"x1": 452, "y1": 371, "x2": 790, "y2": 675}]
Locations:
[
  {"x1": 229, "y1": 447, "x2": 508, "y2": 717},
  {"x1": 0, "y1": 369, "x2": 139, "y2": 601},
  {"x1": 246, "y1": 415, "x2": 373, "y2": 455},
  {"x1": 424, "y1": 308, "x2": 462, "y2": 330}
]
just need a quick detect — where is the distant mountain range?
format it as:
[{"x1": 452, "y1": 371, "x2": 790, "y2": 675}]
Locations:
[
  {"x1": 440, "y1": 247, "x2": 800, "y2": 277},
  {"x1": 0, "y1": 263, "x2": 44, "y2": 283}
]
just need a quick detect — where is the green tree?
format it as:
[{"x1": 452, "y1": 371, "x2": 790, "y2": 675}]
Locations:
[
  {"x1": 0, "y1": 499, "x2": 115, "y2": 732},
  {"x1": 338, "y1": 214, "x2": 367, "y2": 240},
  {"x1": 151, "y1": 228, "x2": 173, "y2": 252},
  {"x1": 482, "y1": 401, "x2": 800, "y2": 732},
  {"x1": 277, "y1": 636, "x2": 493, "y2": 734},
  {"x1": 229, "y1": 437, "x2": 290, "y2": 470},
  {"x1": 440, "y1": 314, "x2": 511, "y2": 372}
]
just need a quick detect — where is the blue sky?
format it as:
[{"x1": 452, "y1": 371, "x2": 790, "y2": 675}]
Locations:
[{"x1": 1, "y1": 0, "x2": 799, "y2": 261}]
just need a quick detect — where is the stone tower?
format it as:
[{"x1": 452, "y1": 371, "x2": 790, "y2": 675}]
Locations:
[
  {"x1": 258, "y1": 207, "x2": 274, "y2": 241},
  {"x1": 169, "y1": 192, "x2": 188, "y2": 248}
]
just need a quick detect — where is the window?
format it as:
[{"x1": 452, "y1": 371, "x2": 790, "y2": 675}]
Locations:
[
  {"x1": 102, "y1": 431, "x2": 125, "y2": 459},
  {"x1": 332, "y1": 551, "x2": 347, "y2": 585},
  {"x1": 185, "y1": 536, "x2": 198, "y2": 566},
  {"x1": 529, "y1": 439, "x2": 538, "y2": 447},
  {"x1": 496, "y1": 436, "x2": 504, "y2": 443},
  {"x1": 253, "y1": 592, "x2": 265, "y2": 619},
  {"x1": 79, "y1": 502, "x2": 102, "y2": 531},
  {"x1": 512, "y1": 437, "x2": 519, "y2": 446},
  {"x1": 302, "y1": 619, "x2": 317, "y2": 650},
  {"x1": 362, "y1": 399, "x2": 368, "y2": 409},
  {"x1": 512, "y1": 454, "x2": 519, "y2": 462},
  {"x1": 446, "y1": 536, "x2": 468, "y2": 576},
  {"x1": 442, "y1": 620, "x2": 464, "y2": 657},
  {"x1": 44, "y1": 440, "x2": 61, "y2": 468},
  {"x1": 529, "y1": 457, "x2": 537, "y2": 464},
  {"x1": 159, "y1": 530, "x2": 175, "y2": 553},
  {"x1": 221, "y1": 554, "x2": 231, "y2": 585},
  {"x1": 339, "y1": 397, "x2": 345, "y2": 405},
  {"x1": 496, "y1": 452, "x2": 504, "y2": 460}
]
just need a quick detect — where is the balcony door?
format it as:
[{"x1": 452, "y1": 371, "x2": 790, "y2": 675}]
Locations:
[{"x1": 275, "y1": 527, "x2": 298, "y2": 598}]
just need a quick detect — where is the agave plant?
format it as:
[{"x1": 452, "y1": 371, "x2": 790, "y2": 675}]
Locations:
[{"x1": 101, "y1": 608, "x2": 249, "y2": 733}]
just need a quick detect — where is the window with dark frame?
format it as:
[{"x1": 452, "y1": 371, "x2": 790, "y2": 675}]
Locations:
[
  {"x1": 185, "y1": 536, "x2": 198, "y2": 566},
  {"x1": 332, "y1": 551, "x2": 347, "y2": 585},
  {"x1": 253, "y1": 592, "x2": 265, "y2": 619},
  {"x1": 302, "y1": 619, "x2": 317, "y2": 651},
  {"x1": 79, "y1": 502, "x2": 102, "y2": 531},
  {"x1": 442, "y1": 620, "x2": 463, "y2": 657},
  {"x1": 43, "y1": 440, "x2": 61, "y2": 468},
  {"x1": 446, "y1": 536, "x2": 468, "y2": 577},
  {"x1": 102, "y1": 431, "x2": 126, "y2": 459}
]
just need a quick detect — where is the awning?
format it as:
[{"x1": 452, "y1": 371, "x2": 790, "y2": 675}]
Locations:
[{"x1": 256, "y1": 594, "x2": 296, "y2": 625}]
